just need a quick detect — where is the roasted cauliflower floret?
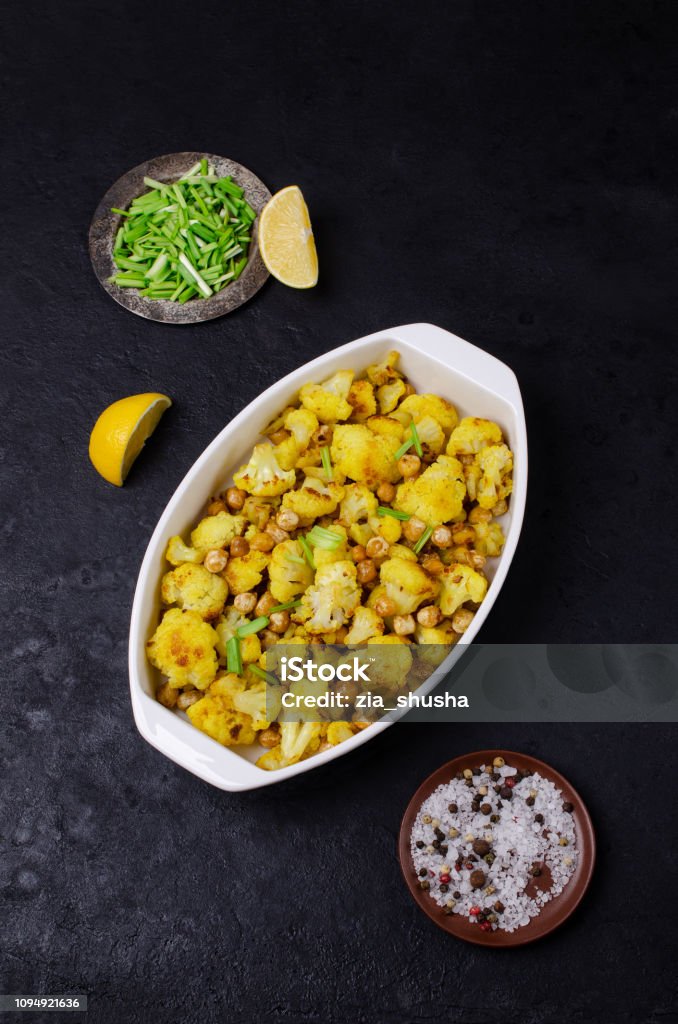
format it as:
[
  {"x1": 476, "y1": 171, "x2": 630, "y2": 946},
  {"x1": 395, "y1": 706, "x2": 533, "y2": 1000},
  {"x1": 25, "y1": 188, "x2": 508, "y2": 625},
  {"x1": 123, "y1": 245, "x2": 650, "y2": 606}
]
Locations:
[
  {"x1": 187, "y1": 692, "x2": 257, "y2": 747},
  {"x1": 379, "y1": 558, "x2": 438, "y2": 615},
  {"x1": 233, "y1": 443, "x2": 296, "y2": 497},
  {"x1": 394, "y1": 455, "x2": 466, "y2": 524},
  {"x1": 190, "y1": 511, "x2": 246, "y2": 552},
  {"x1": 345, "y1": 606, "x2": 385, "y2": 644},
  {"x1": 294, "y1": 560, "x2": 361, "y2": 634},
  {"x1": 438, "y1": 563, "x2": 488, "y2": 616},
  {"x1": 232, "y1": 680, "x2": 271, "y2": 730},
  {"x1": 165, "y1": 535, "x2": 203, "y2": 566},
  {"x1": 347, "y1": 379, "x2": 377, "y2": 421},
  {"x1": 146, "y1": 608, "x2": 219, "y2": 690},
  {"x1": 268, "y1": 539, "x2": 315, "y2": 603},
  {"x1": 364, "y1": 635, "x2": 413, "y2": 692},
  {"x1": 338, "y1": 482, "x2": 378, "y2": 527},
  {"x1": 367, "y1": 415, "x2": 405, "y2": 441},
  {"x1": 394, "y1": 393, "x2": 458, "y2": 435},
  {"x1": 365, "y1": 350, "x2": 402, "y2": 387},
  {"x1": 214, "y1": 608, "x2": 249, "y2": 657},
  {"x1": 161, "y1": 563, "x2": 228, "y2": 620},
  {"x1": 285, "y1": 407, "x2": 319, "y2": 448},
  {"x1": 472, "y1": 521, "x2": 506, "y2": 557},
  {"x1": 242, "y1": 495, "x2": 277, "y2": 529},
  {"x1": 414, "y1": 617, "x2": 458, "y2": 645},
  {"x1": 299, "y1": 370, "x2": 354, "y2": 423},
  {"x1": 476, "y1": 444, "x2": 513, "y2": 509},
  {"x1": 280, "y1": 477, "x2": 345, "y2": 526},
  {"x1": 326, "y1": 721, "x2": 356, "y2": 745},
  {"x1": 257, "y1": 721, "x2": 323, "y2": 769},
  {"x1": 377, "y1": 379, "x2": 407, "y2": 414},
  {"x1": 446, "y1": 417, "x2": 503, "y2": 456},
  {"x1": 412, "y1": 415, "x2": 445, "y2": 458},
  {"x1": 331, "y1": 423, "x2": 401, "y2": 489},
  {"x1": 224, "y1": 550, "x2": 270, "y2": 594}
]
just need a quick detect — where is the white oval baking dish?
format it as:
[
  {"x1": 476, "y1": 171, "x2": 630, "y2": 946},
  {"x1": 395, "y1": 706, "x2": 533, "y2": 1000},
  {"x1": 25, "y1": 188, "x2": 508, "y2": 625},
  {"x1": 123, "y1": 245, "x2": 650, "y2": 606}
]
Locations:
[{"x1": 129, "y1": 323, "x2": 527, "y2": 791}]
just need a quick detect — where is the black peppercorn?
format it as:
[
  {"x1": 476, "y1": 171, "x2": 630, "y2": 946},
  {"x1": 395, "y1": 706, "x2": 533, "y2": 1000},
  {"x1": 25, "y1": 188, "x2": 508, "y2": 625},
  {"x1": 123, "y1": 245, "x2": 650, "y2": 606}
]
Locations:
[
  {"x1": 563, "y1": 801, "x2": 574, "y2": 813},
  {"x1": 493, "y1": 784, "x2": 502, "y2": 793},
  {"x1": 448, "y1": 802, "x2": 458, "y2": 814},
  {"x1": 480, "y1": 803, "x2": 492, "y2": 815},
  {"x1": 470, "y1": 868, "x2": 486, "y2": 889},
  {"x1": 483, "y1": 853, "x2": 495, "y2": 866},
  {"x1": 453, "y1": 890, "x2": 461, "y2": 899},
  {"x1": 419, "y1": 868, "x2": 427, "y2": 877},
  {"x1": 434, "y1": 828, "x2": 445, "y2": 840},
  {"x1": 415, "y1": 840, "x2": 424, "y2": 849},
  {"x1": 419, "y1": 880, "x2": 430, "y2": 891},
  {"x1": 440, "y1": 845, "x2": 448, "y2": 856},
  {"x1": 535, "y1": 813, "x2": 544, "y2": 824},
  {"x1": 432, "y1": 839, "x2": 440, "y2": 849},
  {"x1": 526, "y1": 796, "x2": 535, "y2": 807},
  {"x1": 465, "y1": 778, "x2": 474, "y2": 787},
  {"x1": 493, "y1": 900, "x2": 505, "y2": 913},
  {"x1": 490, "y1": 814, "x2": 500, "y2": 823},
  {"x1": 500, "y1": 785, "x2": 513, "y2": 800},
  {"x1": 440, "y1": 884, "x2": 449, "y2": 893},
  {"x1": 491, "y1": 772, "x2": 500, "y2": 782},
  {"x1": 472, "y1": 839, "x2": 490, "y2": 857}
]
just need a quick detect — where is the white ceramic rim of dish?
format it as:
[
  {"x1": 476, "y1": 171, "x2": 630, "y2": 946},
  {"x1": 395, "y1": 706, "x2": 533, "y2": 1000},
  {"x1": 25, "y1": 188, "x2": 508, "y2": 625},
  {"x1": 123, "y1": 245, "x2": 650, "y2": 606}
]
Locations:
[{"x1": 129, "y1": 323, "x2": 528, "y2": 791}]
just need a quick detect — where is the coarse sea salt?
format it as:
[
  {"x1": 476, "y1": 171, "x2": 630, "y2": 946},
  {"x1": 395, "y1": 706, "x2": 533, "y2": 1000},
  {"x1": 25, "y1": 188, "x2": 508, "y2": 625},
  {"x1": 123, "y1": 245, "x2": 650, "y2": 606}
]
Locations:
[{"x1": 410, "y1": 761, "x2": 577, "y2": 933}]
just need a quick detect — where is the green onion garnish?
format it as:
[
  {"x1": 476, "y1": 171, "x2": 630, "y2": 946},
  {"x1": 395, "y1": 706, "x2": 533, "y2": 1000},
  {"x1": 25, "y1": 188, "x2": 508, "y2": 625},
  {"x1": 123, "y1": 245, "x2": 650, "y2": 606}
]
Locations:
[
  {"x1": 109, "y1": 162, "x2": 253, "y2": 303},
  {"x1": 269, "y1": 600, "x2": 303, "y2": 613},
  {"x1": 320, "y1": 446, "x2": 333, "y2": 480},
  {"x1": 413, "y1": 525, "x2": 433, "y2": 555},
  {"x1": 226, "y1": 636, "x2": 243, "y2": 675},
  {"x1": 377, "y1": 506, "x2": 411, "y2": 520},
  {"x1": 394, "y1": 438, "x2": 414, "y2": 460},
  {"x1": 306, "y1": 525, "x2": 343, "y2": 550},
  {"x1": 298, "y1": 536, "x2": 316, "y2": 569},
  {"x1": 236, "y1": 616, "x2": 269, "y2": 638},
  {"x1": 249, "y1": 664, "x2": 278, "y2": 684},
  {"x1": 286, "y1": 554, "x2": 307, "y2": 566},
  {"x1": 410, "y1": 421, "x2": 423, "y2": 457}
]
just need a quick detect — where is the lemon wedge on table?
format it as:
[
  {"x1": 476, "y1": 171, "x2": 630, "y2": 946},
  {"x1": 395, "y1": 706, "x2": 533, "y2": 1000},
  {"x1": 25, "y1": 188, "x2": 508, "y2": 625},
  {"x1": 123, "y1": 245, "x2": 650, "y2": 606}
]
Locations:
[
  {"x1": 258, "y1": 185, "x2": 318, "y2": 289},
  {"x1": 89, "y1": 393, "x2": 172, "y2": 486}
]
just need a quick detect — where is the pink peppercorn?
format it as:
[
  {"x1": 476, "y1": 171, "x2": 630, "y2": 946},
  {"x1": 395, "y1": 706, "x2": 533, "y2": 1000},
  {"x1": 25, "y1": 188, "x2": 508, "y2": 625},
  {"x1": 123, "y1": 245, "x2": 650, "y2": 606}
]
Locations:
[
  {"x1": 469, "y1": 906, "x2": 480, "y2": 916},
  {"x1": 505, "y1": 777, "x2": 516, "y2": 788},
  {"x1": 480, "y1": 921, "x2": 492, "y2": 932},
  {"x1": 440, "y1": 873, "x2": 451, "y2": 884}
]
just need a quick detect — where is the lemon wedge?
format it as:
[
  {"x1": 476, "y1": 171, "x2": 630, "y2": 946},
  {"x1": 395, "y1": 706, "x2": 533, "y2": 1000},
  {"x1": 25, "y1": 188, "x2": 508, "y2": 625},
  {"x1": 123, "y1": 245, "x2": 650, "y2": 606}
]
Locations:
[
  {"x1": 258, "y1": 185, "x2": 318, "y2": 288},
  {"x1": 89, "y1": 393, "x2": 172, "y2": 486}
]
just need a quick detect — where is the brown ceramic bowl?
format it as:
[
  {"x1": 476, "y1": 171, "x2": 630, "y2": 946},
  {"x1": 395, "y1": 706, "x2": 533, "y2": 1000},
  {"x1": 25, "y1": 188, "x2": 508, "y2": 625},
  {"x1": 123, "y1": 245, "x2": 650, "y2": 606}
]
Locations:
[
  {"x1": 89, "y1": 152, "x2": 271, "y2": 323},
  {"x1": 399, "y1": 750, "x2": 595, "y2": 947}
]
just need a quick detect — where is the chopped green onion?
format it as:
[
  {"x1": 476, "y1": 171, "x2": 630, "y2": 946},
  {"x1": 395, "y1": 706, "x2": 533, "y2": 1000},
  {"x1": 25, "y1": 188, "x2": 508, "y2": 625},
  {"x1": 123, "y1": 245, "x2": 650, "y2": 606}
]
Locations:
[
  {"x1": 236, "y1": 616, "x2": 269, "y2": 638},
  {"x1": 320, "y1": 446, "x2": 333, "y2": 480},
  {"x1": 394, "y1": 438, "x2": 414, "y2": 460},
  {"x1": 110, "y1": 207, "x2": 130, "y2": 217},
  {"x1": 298, "y1": 536, "x2": 316, "y2": 570},
  {"x1": 226, "y1": 636, "x2": 243, "y2": 675},
  {"x1": 249, "y1": 664, "x2": 278, "y2": 684},
  {"x1": 307, "y1": 525, "x2": 343, "y2": 550},
  {"x1": 410, "y1": 421, "x2": 423, "y2": 458},
  {"x1": 178, "y1": 253, "x2": 213, "y2": 298},
  {"x1": 377, "y1": 506, "x2": 411, "y2": 520},
  {"x1": 413, "y1": 525, "x2": 433, "y2": 555},
  {"x1": 200, "y1": 157, "x2": 208, "y2": 176},
  {"x1": 143, "y1": 176, "x2": 167, "y2": 191},
  {"x1": 269, "y1": 599, "x2": 303, "y2": 613},
  {"x1": 286, "y1": 554, "x2": 307, "y2": 566}
]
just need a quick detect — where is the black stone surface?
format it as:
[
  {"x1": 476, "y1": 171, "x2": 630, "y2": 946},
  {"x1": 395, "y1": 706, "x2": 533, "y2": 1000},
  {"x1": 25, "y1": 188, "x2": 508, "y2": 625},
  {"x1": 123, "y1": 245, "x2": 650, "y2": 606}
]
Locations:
[{"x1": 1, "y1": 2, "x2": 677, "y2": 1022}]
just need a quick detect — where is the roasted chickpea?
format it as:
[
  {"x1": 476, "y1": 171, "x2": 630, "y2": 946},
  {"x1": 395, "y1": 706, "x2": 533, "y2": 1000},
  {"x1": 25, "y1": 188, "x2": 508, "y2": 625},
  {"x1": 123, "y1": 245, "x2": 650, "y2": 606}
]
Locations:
[
  {"x1": 265, "y1": 521, "x2": 289, "y2": 545},
  {"x1": 259, "y1": 628, "x2": 280, "y2": 648},
  {"x1": 492, "y1": 499, "x2": 508, "y2": 516},
  {"x1": 234, "y1": 592, "x2": 258, "y2": 614},
  {"x1": 403, "y1": 381, "x2": 416, "y2": 396},
  {"x1": 207, "y1": 499, "x2": 227, "y2": 516},
  {"x1": 431, "y1": 525, "x2": 453, "y2": 549},
  {"x1": 351, "y1": 544, "x2": 367, "y2": 563},
  {"x1": 452, "y1": 608, "x2": 474, "y2": 633},
  {"x1": 375, "y1": 596, "x2": 396, "y2": 618},
  {"x1": 269, "y1": 428, "x2": 290, "y2": 445},
  {"x1": 393, "y1": 613, "x2": 416, "y2": 635},
  {"x1": 250, "y1": 532, "x2": 275, "y2": 552},
  {"x1": 398, "y1": 454, "x2": 421, "y2": 478},
  {"x1": 469, "y1": 551, "x2": 486, "y2": 571},
  {"x1": 469, "y1": 506, "x2": 492, "y2": 524},
  {"x1": 268, "y1": 610, "x2": 290, "y2": 634},
  {"x1": 417, "y1": 605, "x2": 442, "y2": 627},
  {"x1": 356, "y1": 558, "x2": 377, "y2": 584},
  {"x1": 402, "y1": 516, "x2": 426, "y2": 543},
  {"x1": 258, "y1": 725, "x2": 280, "y2": 748},
  {"x1": 176, "y1": 690, "x2": 203, "y2": 710},
  {"x1": 204, "y1": 548, "x2": 228, "y2": 573},
  {"x1": 365, "y1": 536, "x2": 389, "y2": 560},
  {"x1": 157, "y1": 682, "x2": 178, "y2": 708},
  {"x1": 421, "y1": 554, "x2": 445, "y2": 576},
  {"x1": 335, "y1": 677, "x2": 358, "y2": 703},
  {"x1": 225, "y1": 487, "x2": 247, "y2": 511},
  {"x1": 276, "y1": 508, "x2": 299, "y2": 532},
  {"x1": 230, "y1": 536, "x2": 249, "y2": 557},
  {"x1": 376, "y1": 481, "x2": 396, "y2": 504},
  {"x1": 255, "y1": 591, "x2": 277, "y2": 617}
]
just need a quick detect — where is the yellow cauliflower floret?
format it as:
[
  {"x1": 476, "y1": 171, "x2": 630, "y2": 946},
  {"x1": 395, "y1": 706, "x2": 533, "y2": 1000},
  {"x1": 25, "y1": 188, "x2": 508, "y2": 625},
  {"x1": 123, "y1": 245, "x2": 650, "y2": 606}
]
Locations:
[
  {"x1": 146, "y1": 608, "x2": 219, "y2": 691},
  {"x1": 472, "y1": 521, "x2": 506, "y2": 557},
  {"x1": 294, "y1": 560, "x2": 361, "y2": 634},
  {"x1": 209, "y1": 672, "x2": 245, "y2": 700},
  {"x1": 313, "y1": 531, "x2": 350, "y2": 568},
  {"x1": 190, "y1": 511, "x2": 246, "y2": 552},
  {"x1": 327, "y1": 721, "x2": 356, "y2": 745},
  {"x1": 377, "y1": 379, "x2": 407, "y2": 414},
  {"x1": 364, "y1": 635, "x2": 413, "y2": 692},
  {"x1": 347, "y1": 379, "x2": 377, "y2": 421},
  {"x1": 379, "y1": 558, "x2": 438, "y2": 615},
  {"x1": 331, "y1": 423, "x2": 401, "y2": 489},
  {"x1": 233, "y1": 443, "x2": 296, "y2": 497},
  {"x1": 214, "y1": 607, "x2": 249, "y2": 658},
  {"x1": 268, "y1": 539, "x2": 314, "y2": 603},
  {"x1": 165, "y1": 535, "x2": 203, "y2": 566},
  {"x1": 395, "y1": 393, "x2": 458, "y2": 435},
  {"x1": 242, "y1": 495, "x2": 278, "y2": 529},
  {"x1": 344, "y1": 606, "x2": 384, "y2": 644},
  {"x1": 349, "y1": 522, "x2": 375, "y2": 546},
  {"x1": 285, "y1": 407, "x2": 318, "y2": 448},
  {"x1": 413, "y1": 415, "x2": 445, "y2": 458},
  {"x1": 241, "y1": 634, "x2": 262, "y2": 664},
  {"x1": 281, "y1": 477, "x2": 345, "y2": 526},
  {"x1": 388, "y1": 543, "x2": 418, "y2": 562},
  {"x1": 414, "y1": 618, "x2": 458, "y2": 645},
  {"x1": 476, "y1": 444, "x2": 513, "y2": 509},
  {"x1": 368, "y1": 514, "x2": 401, "y2": 544},
  {"x1": 365, "y1": 350, "x2": 402, "y2": 387},
  {"x1": 438, "y1": 563, "x2": 488, "y2": 616},
  {"x1": 339, "y1": 482, "x2": 378, "y2": 526},
  {"x1": 257, "y1": 721, "x2": 323, "y2": 769},
  {"x1": 394, "y1": 455, "x2": 466, "y2": 524},
  {"x1": 464, "y1": 462, "x2": 481, "y2": 502},
  {"x1": 446, "y1": 417, "x2": 503, "y2": 456},
  {"x1": 299, "y1": 370, "x2": 354, "y2": 423},
  {"x1": 225, "y1": 550, "x2": 270, "y2": 594},
  {"x1": 273, "y1": 435, "x2": 301, "y2": 471},
  {"x1": 367, "y1": 415, "x2": 406, "y2": 441},
  {"x1": 232, "y1": 680, "x2": 270, "y2": 730},
  {"x1": 187, "y1": 693, "x2": 257, "y2": 747},
  {"x1": 161, "y1": 563, "x2": 228, "y2": 620}
]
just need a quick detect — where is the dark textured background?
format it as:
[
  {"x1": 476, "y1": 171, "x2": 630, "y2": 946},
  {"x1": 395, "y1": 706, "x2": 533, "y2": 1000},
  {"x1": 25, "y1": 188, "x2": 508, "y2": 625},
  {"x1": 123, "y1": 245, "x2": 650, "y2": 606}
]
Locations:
[{"x1": 2, "y1": 1, "x2": 677, "y2": 1022}]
